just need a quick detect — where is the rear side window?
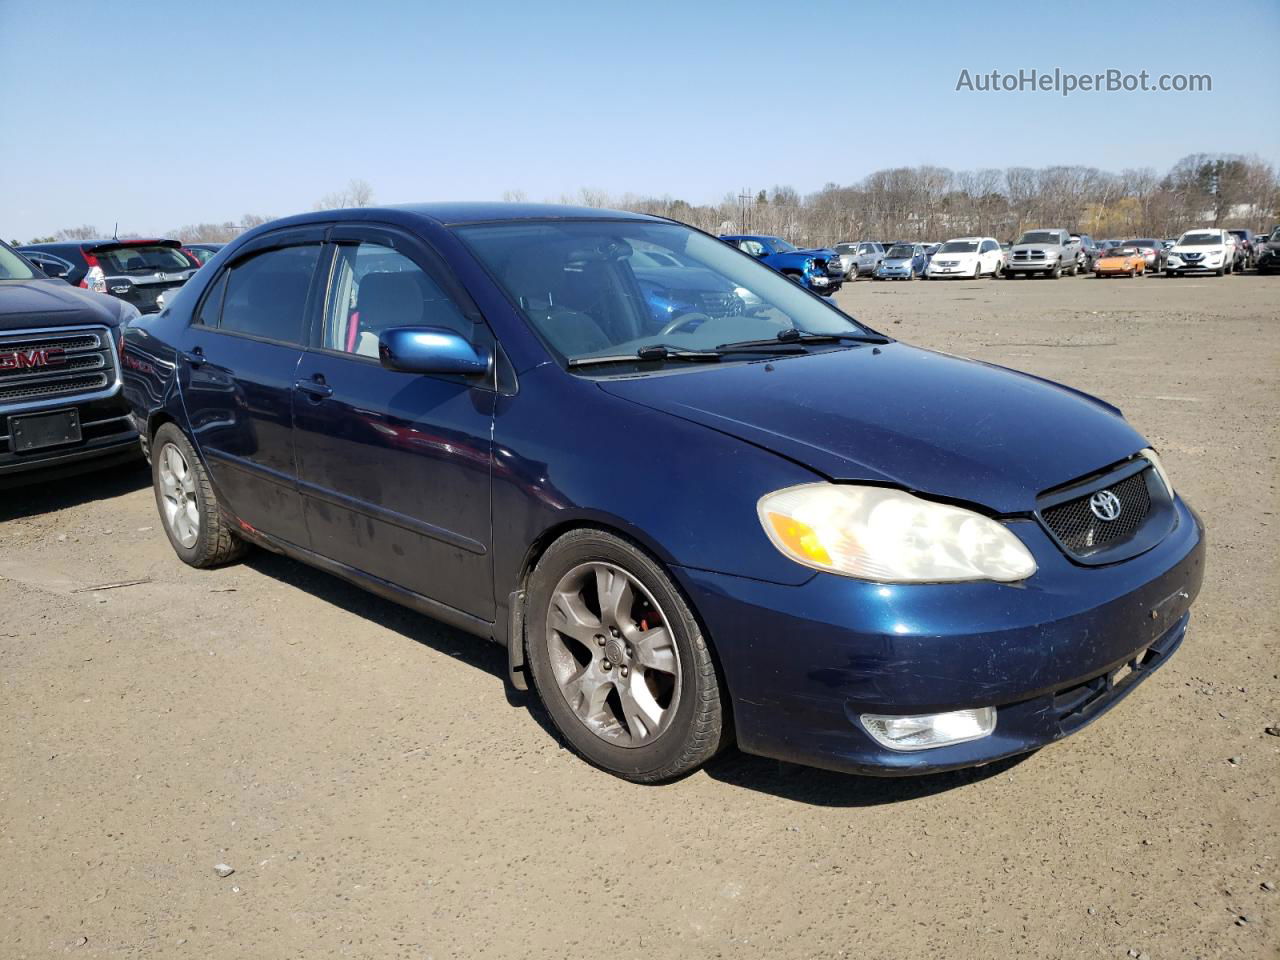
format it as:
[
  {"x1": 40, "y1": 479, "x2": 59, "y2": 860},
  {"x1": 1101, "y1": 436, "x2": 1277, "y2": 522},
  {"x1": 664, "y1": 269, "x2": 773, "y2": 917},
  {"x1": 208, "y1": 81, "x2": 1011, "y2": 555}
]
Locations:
[{"x1": 211, "y1": 245, "x2": 321, "y2": 344}]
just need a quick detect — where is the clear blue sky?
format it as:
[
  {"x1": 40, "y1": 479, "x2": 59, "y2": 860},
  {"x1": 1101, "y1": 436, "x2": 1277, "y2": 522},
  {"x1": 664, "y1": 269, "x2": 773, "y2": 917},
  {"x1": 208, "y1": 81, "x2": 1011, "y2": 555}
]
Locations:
[{"x1": 2, "y1": 0, "x2": 1277, "y2": 240}]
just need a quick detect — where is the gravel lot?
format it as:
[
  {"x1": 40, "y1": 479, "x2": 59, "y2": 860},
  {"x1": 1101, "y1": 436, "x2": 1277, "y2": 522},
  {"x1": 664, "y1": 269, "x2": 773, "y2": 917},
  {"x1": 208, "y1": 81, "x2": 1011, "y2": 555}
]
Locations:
[{"x1": 2, "y1": 272, "x2": 1277, "y2": 959}]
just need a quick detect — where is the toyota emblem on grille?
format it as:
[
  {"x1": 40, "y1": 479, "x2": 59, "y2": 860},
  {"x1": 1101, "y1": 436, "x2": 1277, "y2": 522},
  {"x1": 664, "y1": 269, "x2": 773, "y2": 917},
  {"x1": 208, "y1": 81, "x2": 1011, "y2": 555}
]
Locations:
[{"x1": 1089, "y1": 490, "x2": 1123, "y2": 521}]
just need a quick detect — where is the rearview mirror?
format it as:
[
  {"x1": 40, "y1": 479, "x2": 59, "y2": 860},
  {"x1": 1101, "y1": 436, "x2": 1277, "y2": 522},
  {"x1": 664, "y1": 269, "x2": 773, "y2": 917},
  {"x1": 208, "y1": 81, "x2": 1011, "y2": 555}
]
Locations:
[{"x1": 378, "y1": 327, "x2": 491, "y2": 377}]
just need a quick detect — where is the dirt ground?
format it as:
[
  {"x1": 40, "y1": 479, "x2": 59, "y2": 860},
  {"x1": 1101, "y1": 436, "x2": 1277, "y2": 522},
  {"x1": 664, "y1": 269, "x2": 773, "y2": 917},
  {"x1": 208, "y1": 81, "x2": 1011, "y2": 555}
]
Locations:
[{"x1": 2, "y1": 271, "x2": 1277, "y2": 960}]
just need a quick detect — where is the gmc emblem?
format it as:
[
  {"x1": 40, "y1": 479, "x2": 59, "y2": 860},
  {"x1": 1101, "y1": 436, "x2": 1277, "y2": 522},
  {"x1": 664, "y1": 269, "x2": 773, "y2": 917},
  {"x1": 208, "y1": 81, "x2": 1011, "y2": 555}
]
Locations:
[{"x1": 0, "y1": 348, "x2": 66, "y2": 370}]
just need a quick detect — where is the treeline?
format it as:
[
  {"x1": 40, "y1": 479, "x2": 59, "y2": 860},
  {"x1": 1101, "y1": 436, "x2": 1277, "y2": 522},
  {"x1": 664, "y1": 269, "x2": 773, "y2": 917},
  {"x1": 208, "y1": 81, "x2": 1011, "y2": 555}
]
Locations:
[
  {"x1": 550, "y1": 153, "x2": 1279, "y2": 244},
  {"x1": 17, "y1": 157, "x2": 1277, "y2": 248}
]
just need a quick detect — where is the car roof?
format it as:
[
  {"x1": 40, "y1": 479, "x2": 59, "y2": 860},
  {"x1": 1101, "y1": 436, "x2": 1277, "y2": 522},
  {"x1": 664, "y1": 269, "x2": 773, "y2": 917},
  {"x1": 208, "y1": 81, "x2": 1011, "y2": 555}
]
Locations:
[{"x1": 384, "y1": 202, "x2": 662, "y2": 225}]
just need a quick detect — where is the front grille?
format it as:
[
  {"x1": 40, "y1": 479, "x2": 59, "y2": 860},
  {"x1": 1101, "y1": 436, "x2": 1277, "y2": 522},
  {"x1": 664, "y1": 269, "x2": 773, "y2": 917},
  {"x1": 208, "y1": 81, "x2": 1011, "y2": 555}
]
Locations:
[
  {"x1": 1014, "y1": 249, "x2": 1046, "y2": 261},
  {"x1": 0, "y1": 326, "x2": 118, "y2": 411},
  {"x1": 1042, "y1": 468, "x2": 1151, "y2": 554}
]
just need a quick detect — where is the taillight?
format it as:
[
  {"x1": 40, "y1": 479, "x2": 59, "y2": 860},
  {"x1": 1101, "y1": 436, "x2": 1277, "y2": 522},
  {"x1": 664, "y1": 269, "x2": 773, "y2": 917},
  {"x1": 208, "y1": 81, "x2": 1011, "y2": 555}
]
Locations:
[
  {"x1": 80, "y1": 250, "x2": 105, "y2": 291},
  {"x1": 83, "y1": 265, "x2": 107, "y2": 294}
]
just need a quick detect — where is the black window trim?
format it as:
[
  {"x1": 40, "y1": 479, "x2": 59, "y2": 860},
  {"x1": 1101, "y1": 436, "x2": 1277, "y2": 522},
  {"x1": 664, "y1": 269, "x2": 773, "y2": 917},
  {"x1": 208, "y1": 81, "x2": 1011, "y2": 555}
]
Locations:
[{"x1": 188, "y1": 225, "x2": 329, "y2": 349}]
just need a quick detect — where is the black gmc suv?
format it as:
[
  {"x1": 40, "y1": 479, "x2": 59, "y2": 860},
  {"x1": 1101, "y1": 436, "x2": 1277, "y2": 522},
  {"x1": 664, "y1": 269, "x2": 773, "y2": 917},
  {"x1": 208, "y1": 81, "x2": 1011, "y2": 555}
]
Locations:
[
  {"x1": 19, "y1": 238, "x2": 200, "y2": 315},
  {"x1": 0, "y1": 240, "x2": 140, "y2": 485}
]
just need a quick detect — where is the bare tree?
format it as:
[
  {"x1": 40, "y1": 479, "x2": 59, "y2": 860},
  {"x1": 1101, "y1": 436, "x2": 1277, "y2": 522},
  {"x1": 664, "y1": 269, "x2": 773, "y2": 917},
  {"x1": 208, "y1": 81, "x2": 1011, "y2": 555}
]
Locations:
[
  {"x1": 54, "y1": 225, "x2": 101, "y2": 241},
  {"x1": 315, "y1": 179, "x2": 374, "y2": 211}
]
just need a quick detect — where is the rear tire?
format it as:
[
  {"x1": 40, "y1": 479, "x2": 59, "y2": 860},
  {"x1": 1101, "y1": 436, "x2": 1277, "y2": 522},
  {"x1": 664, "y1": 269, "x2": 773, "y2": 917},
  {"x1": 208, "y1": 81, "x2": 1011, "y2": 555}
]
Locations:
[
  {"x1": 525, "y1": 528, "x2": 727, "y2": 783},
  {"x1": 151, "y1": 423, "x2": 248, "y2": 568}
]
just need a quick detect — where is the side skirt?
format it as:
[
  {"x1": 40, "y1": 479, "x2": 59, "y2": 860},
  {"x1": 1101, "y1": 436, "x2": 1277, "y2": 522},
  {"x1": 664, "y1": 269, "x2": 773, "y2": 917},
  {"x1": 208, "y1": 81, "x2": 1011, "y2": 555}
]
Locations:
[{"x1": 235, "y1": 524, "x2": 497, "y2": 644}]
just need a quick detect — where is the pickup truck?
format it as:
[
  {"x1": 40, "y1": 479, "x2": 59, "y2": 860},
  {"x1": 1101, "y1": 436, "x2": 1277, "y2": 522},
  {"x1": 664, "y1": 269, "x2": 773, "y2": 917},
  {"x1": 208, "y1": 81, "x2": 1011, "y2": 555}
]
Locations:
[
  {"x1": 1004, "y1": 229, "x2": 1083, "y2": 278},
  {"x1": 720, "y1": 235, "x2": 844, "y2": 294},
  {"x1": 0, "y1": 240, "x2": 140, "y2": 485}
]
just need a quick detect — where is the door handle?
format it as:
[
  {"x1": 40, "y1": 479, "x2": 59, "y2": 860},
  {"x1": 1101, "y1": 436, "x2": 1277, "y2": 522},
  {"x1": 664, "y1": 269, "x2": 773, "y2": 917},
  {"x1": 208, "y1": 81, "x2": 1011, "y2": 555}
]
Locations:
[
  {"x1": 181, "y1": 347, "x2": 206, "y2": 367},
  {"x1": 295, "y1": 377, "x2": 333, "y2": 401}
]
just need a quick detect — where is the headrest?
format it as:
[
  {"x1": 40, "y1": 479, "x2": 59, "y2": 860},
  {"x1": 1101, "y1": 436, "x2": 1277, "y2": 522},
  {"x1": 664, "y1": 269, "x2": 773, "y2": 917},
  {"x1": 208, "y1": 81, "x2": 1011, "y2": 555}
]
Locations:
[{"x1": 358, "y1": 272, "x2": 424, "y2": 326}]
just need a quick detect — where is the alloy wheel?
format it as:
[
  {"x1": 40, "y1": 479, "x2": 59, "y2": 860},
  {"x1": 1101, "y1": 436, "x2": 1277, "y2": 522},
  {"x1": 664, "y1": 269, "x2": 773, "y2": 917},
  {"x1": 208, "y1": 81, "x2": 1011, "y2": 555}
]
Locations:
[
  {"x1": 545, "y1": 562, "x2": 682, "y2": 747},
  {"x1": 157, "y1": 442, "x2": 200, "y2": 548}
]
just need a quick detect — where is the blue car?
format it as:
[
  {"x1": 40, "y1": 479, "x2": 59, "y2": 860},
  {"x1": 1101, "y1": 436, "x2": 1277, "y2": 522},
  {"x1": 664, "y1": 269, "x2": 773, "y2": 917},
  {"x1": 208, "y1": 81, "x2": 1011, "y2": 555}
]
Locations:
[
  {"x1": 874, "y1": 243, "x2": 928, "y2": 280},
  {"x1": 719, "y1": 234, "x2": 844, "y2": 295},
  {"x1": 122, "y1": 203, "x2": 1205, "y2": 783}
]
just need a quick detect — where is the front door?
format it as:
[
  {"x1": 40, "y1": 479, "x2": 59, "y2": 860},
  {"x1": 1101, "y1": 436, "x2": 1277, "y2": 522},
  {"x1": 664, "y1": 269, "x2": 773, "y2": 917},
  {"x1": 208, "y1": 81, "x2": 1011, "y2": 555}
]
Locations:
[
  {"x1": 176, "y1": 229, "x2": 326, "y2": 546},
  {"x1": 291, "y1": 226, "x2": 496, "y2": 621}
]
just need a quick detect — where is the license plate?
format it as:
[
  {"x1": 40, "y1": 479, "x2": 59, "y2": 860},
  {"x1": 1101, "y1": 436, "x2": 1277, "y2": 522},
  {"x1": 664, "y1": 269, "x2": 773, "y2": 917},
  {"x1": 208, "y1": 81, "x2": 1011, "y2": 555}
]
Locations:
[{"x1": 9, "y1": 408, "x2": 81, "y2": 453}]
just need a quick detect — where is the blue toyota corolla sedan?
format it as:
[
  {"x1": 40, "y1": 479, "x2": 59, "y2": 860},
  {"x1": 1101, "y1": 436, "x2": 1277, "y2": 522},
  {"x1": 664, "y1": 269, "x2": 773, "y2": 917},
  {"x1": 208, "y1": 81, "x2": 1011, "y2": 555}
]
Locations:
[{"x1": 121, "y1": 203, "x2": 1205, "y2": 783}]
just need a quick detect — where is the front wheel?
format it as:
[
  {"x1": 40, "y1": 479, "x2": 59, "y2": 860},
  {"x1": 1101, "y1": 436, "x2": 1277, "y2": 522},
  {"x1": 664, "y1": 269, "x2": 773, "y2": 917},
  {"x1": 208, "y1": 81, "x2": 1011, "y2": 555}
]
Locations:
[
  {"x1": 151, "y1": 423, "x2": 248, "y2": 568},
  {"x1": 526, "y1": 529, "x2": 726, "y2": 783}
]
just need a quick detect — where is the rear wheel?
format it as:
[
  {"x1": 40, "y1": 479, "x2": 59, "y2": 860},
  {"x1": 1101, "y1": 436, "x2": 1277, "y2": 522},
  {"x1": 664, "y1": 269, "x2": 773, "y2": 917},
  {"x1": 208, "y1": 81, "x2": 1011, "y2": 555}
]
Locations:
[
  {"x1": 526, "y1": 529, "x2": 726, "y2": 783},
  {"x1": 151, "y1": 423, "x2": 248, "y2": 568}
]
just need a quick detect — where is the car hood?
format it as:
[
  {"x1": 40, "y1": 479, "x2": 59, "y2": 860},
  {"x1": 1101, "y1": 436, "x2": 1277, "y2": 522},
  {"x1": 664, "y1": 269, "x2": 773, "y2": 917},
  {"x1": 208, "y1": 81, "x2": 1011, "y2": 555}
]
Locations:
[
  {"x1": 597, "y1": 342, "x2": 1146, "y2": 514},
  {"x1": 0, "y1": 279, "x2": 124, "y2": 331},
  {"x1": 1170, "y1": 245, "x2": 1222, "y2": 254},
  {"x1": 1010, "y1": 243, "x2": 1066, "y2": 253},
  {"x1": 793, "y1": 247, "x2": 838, "y2": 259}
]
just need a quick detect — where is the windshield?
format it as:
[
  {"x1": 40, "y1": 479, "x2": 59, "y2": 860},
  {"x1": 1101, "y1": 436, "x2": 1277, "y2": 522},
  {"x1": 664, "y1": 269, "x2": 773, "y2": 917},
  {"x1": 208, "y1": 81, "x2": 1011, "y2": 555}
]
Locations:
[
  {"x1": 1017, "y1": 231, "x2": 1060, "y2": 244},
  {"x1": 457, "y1": 221, "x2": 873, "y2": 366},
  {"x1": 1178, "y1": 232, "x2": 1220, "y2": 246},
  {"x1": 938, "y1": 241, "x2": 978, "y2": 253},
  {"x1": 834, "y1": 244, "x2": 856, "y2": 254},
  {"x1": 0, "y1": 242, "x2": 39, "y2": 281},
  {"x1": 1109, "y1": 247, "x2": 1140, "y2": 256},
  {"x1": 886, "y1": 245, "x2": 915, "y2": 258},
  {"x1": 94, "y1": 245, "x2": 196, "y2": 274},
  {"x1": 1125, "y1": 239, "x2": 1156, "y2": 248},
  {"x1": 769, "y1": 237, "x2": 797, "y2": 253}
]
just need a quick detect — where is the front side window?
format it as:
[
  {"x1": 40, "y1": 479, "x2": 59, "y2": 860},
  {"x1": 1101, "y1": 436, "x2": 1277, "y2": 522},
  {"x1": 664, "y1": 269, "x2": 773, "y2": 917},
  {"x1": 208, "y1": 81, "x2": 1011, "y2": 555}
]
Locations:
[
  {"x1": 737, "y1": 239, "x2": 766, "y2": 257},
  {"x1": 322, "y1": 241, "x2": 472, "y2": 357},
  {"x1": 457, "y1": 220, "x2": 873, "y2": 365},
  {"x1": 0, "y1": 242, "x2": 38, "y2": 281},
  {"x1": 213, "y1": 244, "x2": 321, "y2": 343}
]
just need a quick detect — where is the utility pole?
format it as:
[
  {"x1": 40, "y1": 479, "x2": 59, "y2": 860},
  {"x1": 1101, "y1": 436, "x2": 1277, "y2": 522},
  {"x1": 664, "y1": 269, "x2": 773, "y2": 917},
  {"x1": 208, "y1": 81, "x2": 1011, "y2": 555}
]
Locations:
[{"x1": 737, "y1": 189, "x2": 754, "y2": 234}]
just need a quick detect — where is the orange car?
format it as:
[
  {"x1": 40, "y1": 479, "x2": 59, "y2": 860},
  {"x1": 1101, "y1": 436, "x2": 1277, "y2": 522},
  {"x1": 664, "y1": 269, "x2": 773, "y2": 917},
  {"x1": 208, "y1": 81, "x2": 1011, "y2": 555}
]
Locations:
[{"x1": 1095, "y1": 246, "x2": 1146, "y2": 277}]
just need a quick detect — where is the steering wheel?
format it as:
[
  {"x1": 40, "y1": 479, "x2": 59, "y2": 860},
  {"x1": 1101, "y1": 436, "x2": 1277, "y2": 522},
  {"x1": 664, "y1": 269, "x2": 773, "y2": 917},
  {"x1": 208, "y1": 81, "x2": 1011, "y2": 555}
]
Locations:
[{"x1": 658, "y1": 312, "x2": 712, "y2": 336}]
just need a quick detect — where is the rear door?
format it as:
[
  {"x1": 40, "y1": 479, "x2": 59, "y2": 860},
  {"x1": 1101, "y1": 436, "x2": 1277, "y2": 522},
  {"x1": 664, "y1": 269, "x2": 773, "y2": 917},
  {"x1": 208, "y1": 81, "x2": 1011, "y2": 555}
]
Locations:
[
  {"x1": 174, "y1": 226, "x2": 326, "y2": 547},
  {"x1": 291, "y1": 224, "x2": 497, "y2": 620}
]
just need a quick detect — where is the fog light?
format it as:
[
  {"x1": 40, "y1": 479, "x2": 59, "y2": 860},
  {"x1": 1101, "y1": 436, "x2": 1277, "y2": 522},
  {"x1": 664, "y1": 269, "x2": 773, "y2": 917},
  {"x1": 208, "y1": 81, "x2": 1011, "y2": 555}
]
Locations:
[{"x1": 860, "y1": 707, "x2": 996, "y2": 751}]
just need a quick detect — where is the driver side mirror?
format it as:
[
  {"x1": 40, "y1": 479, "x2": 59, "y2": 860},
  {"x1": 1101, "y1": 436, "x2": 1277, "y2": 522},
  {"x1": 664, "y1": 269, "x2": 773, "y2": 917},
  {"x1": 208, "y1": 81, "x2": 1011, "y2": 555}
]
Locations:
[{"x1": 378, "y1": 327, "x2": 491, "y2": 377}]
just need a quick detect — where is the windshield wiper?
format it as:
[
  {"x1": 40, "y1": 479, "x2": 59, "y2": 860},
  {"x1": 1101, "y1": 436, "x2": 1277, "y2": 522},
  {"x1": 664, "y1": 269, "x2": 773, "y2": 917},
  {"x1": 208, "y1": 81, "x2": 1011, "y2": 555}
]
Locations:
[
  {"x1": 567, "y1": 344, "x2": 722, "y2": 368},
  {"x1": 716, "y1": 328, "x2": 889, "y2": 351}
]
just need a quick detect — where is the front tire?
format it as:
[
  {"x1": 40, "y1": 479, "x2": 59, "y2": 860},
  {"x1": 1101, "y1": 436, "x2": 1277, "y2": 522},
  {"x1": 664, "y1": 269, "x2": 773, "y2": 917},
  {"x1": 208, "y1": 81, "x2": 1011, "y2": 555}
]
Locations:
[
  {"x1": 151, "y1": 423, "x2": 248, "y2": 568},
  {"x1": 526, "y1": 528, "x2": 726, "y2": 783}
]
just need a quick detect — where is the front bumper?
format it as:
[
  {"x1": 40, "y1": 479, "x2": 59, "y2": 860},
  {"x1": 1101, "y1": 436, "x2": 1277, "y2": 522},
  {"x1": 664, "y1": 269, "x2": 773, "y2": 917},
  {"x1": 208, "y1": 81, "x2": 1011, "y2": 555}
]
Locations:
[
  {"x1": 927, "y1": 263, "x2": 975, "y2": 277},
  {"x1": 0, "y1": 391, "x2": 140, "y2": 485},
  {"x1": 1165, "y1": 259, "x2": 1220, "y2": 273},
  {"x1": 675, "y1": 497, "x2": 1205, "y2": 775},
  {"x1": 875, "y1": 265, "x2": 915, "y2": 278},
  {"x1": 805, "y1": 275, "x2": 843, "y2": 293},
  {"x1": 1005, "y1": 260, "x2": 1059, "y2": 273}
]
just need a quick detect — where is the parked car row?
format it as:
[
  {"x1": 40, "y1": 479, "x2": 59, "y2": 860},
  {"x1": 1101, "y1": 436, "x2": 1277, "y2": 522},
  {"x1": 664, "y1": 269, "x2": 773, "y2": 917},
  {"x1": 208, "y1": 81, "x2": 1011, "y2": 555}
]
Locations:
[{"x1": 0, "y1": 203, "x2": 1216, "y2": 786}]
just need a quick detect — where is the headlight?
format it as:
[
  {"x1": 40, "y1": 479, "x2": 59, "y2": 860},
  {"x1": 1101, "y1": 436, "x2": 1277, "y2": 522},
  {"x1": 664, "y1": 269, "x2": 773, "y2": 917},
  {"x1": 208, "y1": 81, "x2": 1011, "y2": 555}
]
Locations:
[
  {"x1": 757, "y1": 483, "x2": 1037, "y2": 583},
  {"x1": 1140, "y1": 447, "x2": 1174, "y2": 496}
]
